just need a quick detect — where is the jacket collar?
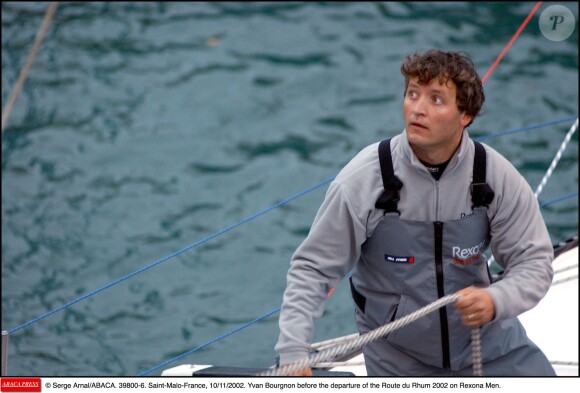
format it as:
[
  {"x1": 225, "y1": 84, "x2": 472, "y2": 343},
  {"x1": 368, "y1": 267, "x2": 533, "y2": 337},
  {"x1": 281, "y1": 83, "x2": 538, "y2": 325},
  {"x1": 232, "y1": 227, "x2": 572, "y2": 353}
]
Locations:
[{"x1": 400, "y1": 129, "x2": 471, "y2": 175}]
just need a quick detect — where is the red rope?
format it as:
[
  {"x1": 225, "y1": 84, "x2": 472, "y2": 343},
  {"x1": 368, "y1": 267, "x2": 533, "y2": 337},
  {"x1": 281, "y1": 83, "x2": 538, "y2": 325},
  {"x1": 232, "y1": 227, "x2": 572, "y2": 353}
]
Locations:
[{"x1": 481, "y1": 1, "x2": 543, "y2": 85}]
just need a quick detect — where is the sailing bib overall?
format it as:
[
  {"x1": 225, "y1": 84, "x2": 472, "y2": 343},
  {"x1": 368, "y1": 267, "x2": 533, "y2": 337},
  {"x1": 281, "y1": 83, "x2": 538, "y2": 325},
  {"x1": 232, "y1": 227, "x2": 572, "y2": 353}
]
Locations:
[{"x1": 349, "y1": 139, "x2": 555, "y2": 376}]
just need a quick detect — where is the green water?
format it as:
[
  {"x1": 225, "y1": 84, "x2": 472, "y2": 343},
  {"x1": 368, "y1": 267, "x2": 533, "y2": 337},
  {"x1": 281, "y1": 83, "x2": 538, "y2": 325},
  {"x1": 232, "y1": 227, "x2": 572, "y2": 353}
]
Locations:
[{"x1": 1, "y1": 2, "x2": 578, "y2": 376}]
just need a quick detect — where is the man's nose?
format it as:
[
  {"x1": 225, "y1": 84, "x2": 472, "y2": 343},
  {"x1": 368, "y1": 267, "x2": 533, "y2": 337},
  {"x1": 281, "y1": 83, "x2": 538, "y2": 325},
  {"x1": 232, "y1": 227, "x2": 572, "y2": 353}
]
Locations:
[{"x1": 412, "y1": 96, "x2": 427, "y2": 116}]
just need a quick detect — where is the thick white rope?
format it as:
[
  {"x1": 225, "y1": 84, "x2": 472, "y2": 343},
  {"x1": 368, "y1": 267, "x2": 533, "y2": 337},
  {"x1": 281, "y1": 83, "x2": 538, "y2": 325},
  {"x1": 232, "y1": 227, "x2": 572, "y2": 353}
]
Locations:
[
  {"x1": 314, "y1": 360, "x2": 366, "y2": 368},
  {"x1": 260, "y1": 294, "x2": 485, "y2": 377},
  {"x1": 1, "y1": 2, "x2": 59, "y2": 133},
  {"x1": 311, "y1": 333, "x2": 360, "y2": 352}
]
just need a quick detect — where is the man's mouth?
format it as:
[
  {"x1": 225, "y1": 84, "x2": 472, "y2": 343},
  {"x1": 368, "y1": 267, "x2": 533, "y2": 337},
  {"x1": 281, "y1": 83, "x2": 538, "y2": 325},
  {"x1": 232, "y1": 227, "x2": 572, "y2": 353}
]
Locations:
[{"x1": 410, "y1": 121, "x2": 428, "y2": 130}]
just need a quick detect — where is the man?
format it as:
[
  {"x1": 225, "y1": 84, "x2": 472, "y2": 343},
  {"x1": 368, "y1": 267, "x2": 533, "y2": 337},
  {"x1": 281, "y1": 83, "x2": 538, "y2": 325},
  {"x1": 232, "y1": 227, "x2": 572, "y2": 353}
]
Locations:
[{"x1": 275, "y1": 49, "x2": 555, "y2": 376}]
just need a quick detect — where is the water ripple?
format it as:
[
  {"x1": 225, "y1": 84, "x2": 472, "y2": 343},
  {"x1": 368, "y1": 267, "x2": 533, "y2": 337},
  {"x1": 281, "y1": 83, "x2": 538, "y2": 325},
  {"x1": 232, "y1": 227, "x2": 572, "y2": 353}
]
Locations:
[
  {"x1": 230, "y1": 50, "x2": 334, "y2": 67},
  {"x1": 165, "y1": 63, "x2": 248, "y2": 87},
  {"x1": 236, "y1": 134, "x2": 330, "y2": 161}
]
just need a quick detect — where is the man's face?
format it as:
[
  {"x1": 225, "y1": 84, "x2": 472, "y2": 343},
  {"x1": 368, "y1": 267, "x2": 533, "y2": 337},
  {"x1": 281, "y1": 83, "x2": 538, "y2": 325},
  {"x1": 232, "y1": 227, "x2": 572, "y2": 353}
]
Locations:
[{"x1": 403, "y1": 76, "x2": 472, "y2": 163}]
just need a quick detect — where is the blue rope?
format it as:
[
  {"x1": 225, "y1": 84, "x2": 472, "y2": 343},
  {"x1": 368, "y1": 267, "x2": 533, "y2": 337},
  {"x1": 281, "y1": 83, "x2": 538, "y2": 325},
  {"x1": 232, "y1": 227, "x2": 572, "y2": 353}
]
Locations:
[
  {"x1": 540, "y1": 192, "x2": 578, "y2": 207},
  {"x1": 139, "y1": 306, "x2": 281, "y2": 376},
  {"x1": 7, "y1": 116, "x2": 577, "y2": 334},
  {"x1": 7, "y1": 177, "x2": 335, "y2": 334},
  {"x1": 473, "y1": 115, "x2": 578, "y2": 141}
]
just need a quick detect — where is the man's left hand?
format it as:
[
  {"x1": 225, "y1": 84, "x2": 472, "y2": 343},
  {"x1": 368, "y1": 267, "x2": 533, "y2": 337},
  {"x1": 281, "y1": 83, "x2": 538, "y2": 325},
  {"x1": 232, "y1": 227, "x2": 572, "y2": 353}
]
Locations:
[{"x1": 454, "y1": 286, "x2": 495, "y2": 327}]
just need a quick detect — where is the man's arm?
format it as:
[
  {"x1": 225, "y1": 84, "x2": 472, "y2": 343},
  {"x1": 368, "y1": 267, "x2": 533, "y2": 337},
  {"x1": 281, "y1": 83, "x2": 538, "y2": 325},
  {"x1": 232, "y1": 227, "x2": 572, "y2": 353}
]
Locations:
[
  {"x1": 275, "y1": 181, "x2": 367, "y2": 366},
  {"x1": 483, "y1": 150, "x2": 554, "y2": 321}
]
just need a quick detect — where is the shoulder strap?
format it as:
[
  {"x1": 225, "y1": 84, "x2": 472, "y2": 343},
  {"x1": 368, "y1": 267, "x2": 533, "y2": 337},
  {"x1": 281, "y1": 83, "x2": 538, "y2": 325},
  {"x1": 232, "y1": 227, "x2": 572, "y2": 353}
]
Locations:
[
  {"x1": 376, "y1": 139, "x2": 493, "y2": 211},
  {"x1": 471, "y1": 141, "x2": 495, "y2": 208},
  {"x1": 375, "y1": 139, "x2": 403, "y2": 213}
]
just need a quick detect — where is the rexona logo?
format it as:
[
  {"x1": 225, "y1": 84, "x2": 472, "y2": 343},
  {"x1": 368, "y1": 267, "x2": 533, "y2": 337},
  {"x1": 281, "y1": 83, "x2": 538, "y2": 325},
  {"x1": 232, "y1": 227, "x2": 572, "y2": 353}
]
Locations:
[
  {"x1": 452, "y1": 240, "x2": 485, "y2": 266},
  {"x1": 1, "y1": 378, "x2": 41, "y2": 392}
]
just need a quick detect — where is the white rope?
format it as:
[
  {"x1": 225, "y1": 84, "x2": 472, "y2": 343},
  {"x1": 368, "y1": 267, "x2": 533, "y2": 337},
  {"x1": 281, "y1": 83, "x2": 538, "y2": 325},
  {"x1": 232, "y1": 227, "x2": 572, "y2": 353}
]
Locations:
[
  {"x1": 314, "y1": 360, "x2": 366, "y2": 368},
  {"x1": 311, "y1": 333, "x2": 360, "y2": 351},
  {"x1": 488, "y1": 118, "x2": 578, "y2": 267},
  {"x1": 534, "y1": 118, "x2": 579, "y2": 198},
  {"x1": 471, "y1": 328, "x2": 483, "y2": 376},
  {"x1": 552, "y1": 274, "x2": 578, "y2": 287},
  {"x1": 553, "y1": 264, "x2": 578, "y2": 275},
  {"x1": 551, "y1": 360, "x2": 579, "y2": 366},
  {"x1": 1, "y1": 2, "x2": 59, "y2": 133},
  {"x1": 260, "y1": 294, "x2": 475, "y2": 377}
]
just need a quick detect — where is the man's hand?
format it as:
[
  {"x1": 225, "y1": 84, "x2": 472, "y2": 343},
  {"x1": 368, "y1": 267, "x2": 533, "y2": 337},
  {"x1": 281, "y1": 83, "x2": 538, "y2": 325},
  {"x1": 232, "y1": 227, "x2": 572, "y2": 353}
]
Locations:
[
  {"x1": 289, "y1": 368, "x2": 313, "y2": 377},
  {"x1": 454, "y1": 286, "x2": 495, "y2": 327}
]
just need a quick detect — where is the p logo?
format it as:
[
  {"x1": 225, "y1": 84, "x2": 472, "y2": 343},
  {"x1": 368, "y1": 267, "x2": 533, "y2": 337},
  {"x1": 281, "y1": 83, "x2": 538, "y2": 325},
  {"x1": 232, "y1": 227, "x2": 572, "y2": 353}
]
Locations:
[{"x1": 539, "y1": 5, "x2": 576, "y2": 41}]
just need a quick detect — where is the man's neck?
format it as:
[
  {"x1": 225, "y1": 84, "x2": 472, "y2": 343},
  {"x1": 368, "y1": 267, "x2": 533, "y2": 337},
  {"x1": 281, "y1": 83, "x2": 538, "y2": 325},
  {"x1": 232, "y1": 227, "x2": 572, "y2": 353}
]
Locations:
[
  {"x1": 410, "y1": 131, "x2": 464, "y2": 165},
  {"x1": 411, "y1": 146, "x2": 456, "y2": 165}
]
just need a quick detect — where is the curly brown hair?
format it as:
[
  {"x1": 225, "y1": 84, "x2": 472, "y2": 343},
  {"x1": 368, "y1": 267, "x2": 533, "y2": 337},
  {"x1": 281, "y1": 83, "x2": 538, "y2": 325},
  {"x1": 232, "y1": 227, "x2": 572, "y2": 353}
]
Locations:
[{"x1": 401, "y1": 49, "x2": 485, "y2": 125}]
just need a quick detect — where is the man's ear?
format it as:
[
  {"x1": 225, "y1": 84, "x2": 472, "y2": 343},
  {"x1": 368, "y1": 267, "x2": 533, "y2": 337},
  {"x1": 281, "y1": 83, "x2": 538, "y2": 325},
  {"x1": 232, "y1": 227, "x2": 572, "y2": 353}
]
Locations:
[{"x1": 460, "y1": 112, "x2": 473, "y2": 128}]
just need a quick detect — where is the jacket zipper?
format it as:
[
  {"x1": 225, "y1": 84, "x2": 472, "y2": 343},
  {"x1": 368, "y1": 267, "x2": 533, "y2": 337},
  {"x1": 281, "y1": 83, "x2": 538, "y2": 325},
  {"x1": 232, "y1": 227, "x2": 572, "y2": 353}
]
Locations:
[
  {"x1": 434, "y1": 179, "x2": 450, "y2": 369},
  {"x1": 434, "y1": 221, "x2": 450, "y2": 369}
]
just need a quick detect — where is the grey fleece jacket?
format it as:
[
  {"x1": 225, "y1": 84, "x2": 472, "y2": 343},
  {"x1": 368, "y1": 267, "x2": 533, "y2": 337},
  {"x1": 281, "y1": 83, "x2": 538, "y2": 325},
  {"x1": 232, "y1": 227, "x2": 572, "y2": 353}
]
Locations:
[{"x1": 275, "y1": 129, "x2": 554, "y2": 365}]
